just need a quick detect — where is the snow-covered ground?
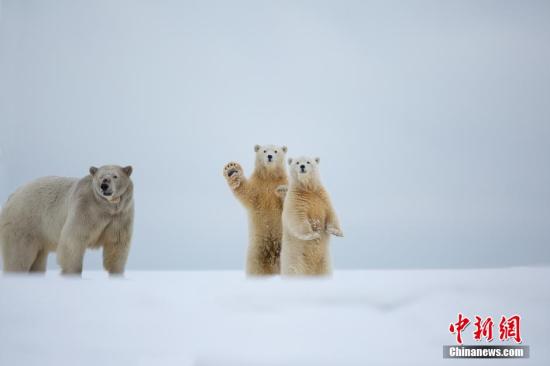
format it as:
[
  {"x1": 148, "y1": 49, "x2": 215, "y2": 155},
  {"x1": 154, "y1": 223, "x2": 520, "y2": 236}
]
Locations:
[{"x1": 1, "y1": 268, "x2": 549, "y2": 365}]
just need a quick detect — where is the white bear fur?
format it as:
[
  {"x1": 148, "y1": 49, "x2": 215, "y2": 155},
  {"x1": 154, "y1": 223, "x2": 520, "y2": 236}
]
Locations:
[
  {"x1": 281, "y1": 156, "x2": 343, "y2": 276},
  {"x1": 0, "y1": 165, "x2": 134, "y2": 275},
  {"x1": 223, "y1": 144, "x2": 288, "y2": 275}
]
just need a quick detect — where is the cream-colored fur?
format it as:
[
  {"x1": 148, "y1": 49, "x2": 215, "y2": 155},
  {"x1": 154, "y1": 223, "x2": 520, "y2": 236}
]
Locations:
[
  {"x1": 0, "y1": 165, "x2": 134, "y2": 275},
  {"x1": 223, "y1": 144, "x2": 288, "y2": 275},
  {"x1": 281, "y1": 156, "x2": 343, "y2": 276}
]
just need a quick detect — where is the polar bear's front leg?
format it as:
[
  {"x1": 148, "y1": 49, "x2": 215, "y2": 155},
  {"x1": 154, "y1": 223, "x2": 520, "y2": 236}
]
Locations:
[
  {"x1": 223, "y1": 162, "x2": 253, "y2": 207},
  {"x1": 57, "y1": 221, "x2": 92, "y2": 275},
  {"x1": 287, "y1": 212, "x2": 320, "y2": 241},
  {"x1": 102, "y1": 219, "x2": 133, "y2": 276},
  {"x1": 103, "y1": 240, "x2": 130, "y2": 276},
  {"x1": 325, "y1": 208, "x2": 344, "y2": 237}
]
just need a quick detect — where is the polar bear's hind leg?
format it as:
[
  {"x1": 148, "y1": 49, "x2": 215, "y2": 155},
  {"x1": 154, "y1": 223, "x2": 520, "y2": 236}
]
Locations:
[
  {"x1": 29, "y1": 250, "x2": 48, "y2": 272},
  {"x1": 1, "y1": 238, "x2": 41, "y2": 273}
]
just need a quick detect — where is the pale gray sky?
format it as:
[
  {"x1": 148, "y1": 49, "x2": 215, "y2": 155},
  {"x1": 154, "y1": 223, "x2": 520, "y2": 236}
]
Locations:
[{"x1": 1, "y1": 0, "x2": 549, "y2": 270}]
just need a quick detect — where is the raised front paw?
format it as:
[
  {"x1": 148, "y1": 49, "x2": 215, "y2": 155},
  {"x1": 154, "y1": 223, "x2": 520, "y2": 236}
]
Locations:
[
  {"x1": 326, "y1": 225, "x2": 344, "y2": 237},
  {"x1": 275, "y1": 185, "x2": 288, "y2": 199},
  {"x1": 223, "y1": 162, "x2": 243, "y2": 188},
  {"x1": 298, "y1": 231, "x2": 321, "y2": 241}
]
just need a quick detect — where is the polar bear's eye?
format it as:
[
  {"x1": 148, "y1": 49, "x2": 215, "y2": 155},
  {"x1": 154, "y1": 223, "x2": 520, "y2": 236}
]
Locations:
[
  {"x1": 296, "y1": 162, "x2": 299, "y2": 165},
  {"x1": 263, "y1": 150, "x2": 267, "y2": 153},
  {"x1": 275, "y1": 150, "x2": 278, "y2": 153},
  {"x1": 113, "y1": 175, "x2": 118, "y2": 179},
  {"x1": 307, "y1": 162, "x2": 310, "y2": 164}
]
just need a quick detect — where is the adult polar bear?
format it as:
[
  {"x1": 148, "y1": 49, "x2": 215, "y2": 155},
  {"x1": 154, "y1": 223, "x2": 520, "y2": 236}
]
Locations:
[
  {"x1": 281, "y1": 157, "x2": 343, "y2": 276},
  {"x1": 223, "y1": 144, "x2": 288, "y2": 275},
  {"x1": 0, "y1": 165, "x2": 134, "y2": 274}
]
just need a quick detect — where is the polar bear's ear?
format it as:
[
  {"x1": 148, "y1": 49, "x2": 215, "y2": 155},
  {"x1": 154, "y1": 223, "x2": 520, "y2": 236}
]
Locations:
[
  {"x1": 254, "y1": 144, "x2": 261, "y2": 152},
  {"x1": 315, "y1": 157, "x2": 320, "y2": 164},
  {"x1": 288, "y1": 158, "x2": 293, "y2": 166},
  {"x1": 282, "y1": 146, "x2": 288, "y2": 153},
  {"x1": 89, "y1": 166, "x2": 98, "y2": 176},
  {"x1": 122, "y1": 166, "x2": 133, "y2": 177}
]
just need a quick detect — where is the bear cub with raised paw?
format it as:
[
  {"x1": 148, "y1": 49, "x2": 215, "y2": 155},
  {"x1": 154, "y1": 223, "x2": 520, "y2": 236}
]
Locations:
[{"x1": 223, "y1": 144, "x2": 288, "y2": 275}]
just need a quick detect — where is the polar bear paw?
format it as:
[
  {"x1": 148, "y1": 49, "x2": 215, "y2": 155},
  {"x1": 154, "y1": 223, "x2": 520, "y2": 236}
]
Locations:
[
  {"x1": 298, "y1": 231, "x2": 321, "y2": 241},
  {"x1": 275, "y1": 185, "x2": 288, "y2": 199},
  {"x1": 223, "y1": 162, "x2": 243, "y2": 189},
  {"x1": 326, "y1": 225, "x2": 344, "y2": 237}
]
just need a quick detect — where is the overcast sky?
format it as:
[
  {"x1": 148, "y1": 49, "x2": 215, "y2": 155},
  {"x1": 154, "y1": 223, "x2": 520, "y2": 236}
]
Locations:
[{"x1": 1, "y1": 0, "x2": 549, "y2": 270}]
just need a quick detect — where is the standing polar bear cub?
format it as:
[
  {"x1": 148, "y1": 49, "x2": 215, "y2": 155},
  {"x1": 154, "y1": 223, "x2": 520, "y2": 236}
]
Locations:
[
  {"x1": 281, "y1": 157, "x2": 343, "y2": 276},
  {"x1": 224, "y1": 144, "x2": 288, "y2": 275},
  {"x1": 0, "y1": 165, "x2": 134, "y2": 275}
]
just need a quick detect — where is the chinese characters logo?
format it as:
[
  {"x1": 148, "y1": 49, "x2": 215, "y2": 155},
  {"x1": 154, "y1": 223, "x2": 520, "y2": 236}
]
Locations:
[{"x1": 449, "y1": 314, "x2": 522, "y2": 344}]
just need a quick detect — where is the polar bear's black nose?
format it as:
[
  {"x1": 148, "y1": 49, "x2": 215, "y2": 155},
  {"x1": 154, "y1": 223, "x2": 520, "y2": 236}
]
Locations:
[
  {"x1": 101, "y1": 183, "x2": 109, "y2": 191},
  {"x1": 267, "y1": 155, "x2": 273, "y2": 161},
  {"x1": 300, "y1": 164, "x2": 306, "y2": 171}
]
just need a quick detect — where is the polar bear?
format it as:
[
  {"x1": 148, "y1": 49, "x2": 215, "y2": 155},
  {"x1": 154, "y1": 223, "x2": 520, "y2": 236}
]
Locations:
[
  {"x1": 223, "y1": 144, "x2": 288, "y2": 275},
  {"x1": 0, "y1": 165, "x2": 134, "y2": 275},
  {"x1": 281, "y1": 156, "x2": 343, "y2": 276}
]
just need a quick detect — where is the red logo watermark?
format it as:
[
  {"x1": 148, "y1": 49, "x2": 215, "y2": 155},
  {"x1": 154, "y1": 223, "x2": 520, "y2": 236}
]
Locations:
[{"x1": 449, "y1": 314, "x2": 522, "y2": 344}]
